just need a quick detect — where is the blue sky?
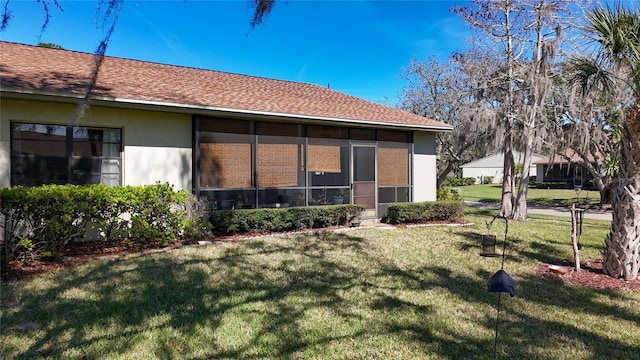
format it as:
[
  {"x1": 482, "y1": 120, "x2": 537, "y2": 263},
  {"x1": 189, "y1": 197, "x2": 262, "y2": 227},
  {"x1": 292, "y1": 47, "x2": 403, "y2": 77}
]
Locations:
[{"x1": 0, "y1": 0, "x2": 470, "y2": 104}]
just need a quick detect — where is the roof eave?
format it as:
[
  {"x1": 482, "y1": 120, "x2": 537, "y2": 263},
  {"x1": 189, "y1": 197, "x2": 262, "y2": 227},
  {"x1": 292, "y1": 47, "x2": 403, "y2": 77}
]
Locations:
[{"x1": 1, "y1": 88, "x2": 453, "y2": 132}]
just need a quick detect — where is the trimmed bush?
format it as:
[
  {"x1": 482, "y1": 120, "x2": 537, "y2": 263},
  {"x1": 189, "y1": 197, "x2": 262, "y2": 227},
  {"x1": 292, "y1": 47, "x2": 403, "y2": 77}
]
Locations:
[
  {"x1": 0, "y1": 183, "x2": 212, "y2": 262},
  {"x1": 211, "y1": 205, "x2": 365, "y2": 235},
  {"x1": 532, "y1": 182, "x2": 570, "y2": 189},
  {"x1": 443, "y1": 177, "x2": 478, "y2": 187},
  {"x1": 1, "y1": 185, "x2": 95, "y2": 261},
  {"x1": 385, "y1": 201, "x2": 464, "y2": 224}
]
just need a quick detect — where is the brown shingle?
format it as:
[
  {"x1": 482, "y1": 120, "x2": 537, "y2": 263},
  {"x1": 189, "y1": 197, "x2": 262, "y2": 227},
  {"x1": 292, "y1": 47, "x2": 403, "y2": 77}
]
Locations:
[
  {"x1": 0, "y1": 41, "x2": 450, "y2": 130},
  {"x1": 534, "y1": 149, "x2": 596, "y2": 165}
]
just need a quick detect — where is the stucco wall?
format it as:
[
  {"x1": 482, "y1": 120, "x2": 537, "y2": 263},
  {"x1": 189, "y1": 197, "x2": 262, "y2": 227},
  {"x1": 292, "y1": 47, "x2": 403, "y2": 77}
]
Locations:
[
  {"x1": 462, "y1": 167, "x2": 504, "y2": 184},
  {"x1": 0, "y1": 99, "x2": 192, "y2": 190},
  {"x1": 412, "y1": 131, "x2": 437, "y2": 202}
]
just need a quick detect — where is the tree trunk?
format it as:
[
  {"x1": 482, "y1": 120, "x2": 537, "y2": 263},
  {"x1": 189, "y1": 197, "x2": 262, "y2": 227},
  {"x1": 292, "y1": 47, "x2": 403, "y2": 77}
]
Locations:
[
  {"x1": 437, "y1": 161, "x2": 455, "y2": 189},
  {"x1": 500, "y1": 132, "x2": 515, "y2": 218},
  {"x1": 513, "y1": 123, "x2": 536, "y2": 220},
  {"x1": 512, "y1": 152, "x2": 532, "y2": 220},
  {"x1": 570, "y1": 204, "x2": 581, "y2": 272},
  {"x1": 603, "y1": 105, "x2": 640, "y2": 280}
]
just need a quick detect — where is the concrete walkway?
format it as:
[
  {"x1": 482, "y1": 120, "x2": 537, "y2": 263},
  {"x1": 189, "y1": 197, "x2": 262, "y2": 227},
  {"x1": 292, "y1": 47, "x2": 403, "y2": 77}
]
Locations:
[{"x1": 464, "y1": 201, "x2": 612, "y2": 221}]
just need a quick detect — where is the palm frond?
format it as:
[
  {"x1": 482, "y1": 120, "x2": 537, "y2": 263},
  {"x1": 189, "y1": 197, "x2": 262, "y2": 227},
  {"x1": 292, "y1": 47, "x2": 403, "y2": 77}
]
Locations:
[
  {"x1": 567, "y1": 57, "x2": 616, "y2": 96},
  {"x1": 586, "y1": 1, "x2": 640, "y2": 98}
]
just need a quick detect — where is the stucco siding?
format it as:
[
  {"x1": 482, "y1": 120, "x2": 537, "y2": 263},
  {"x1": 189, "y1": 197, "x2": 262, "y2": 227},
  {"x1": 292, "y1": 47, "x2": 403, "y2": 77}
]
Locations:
[
  {"x1": 0, "y1": 99, "x2": 192, "y2": 190},
  {"x1": 536, "y1": 164, "x2": 544, "y2": 183},
  {"x1": 461, "y1": 152, "x2": 543, "y2": 184},
  {"x1": 412, "y1": 131, "x2": 437, "y2": 201},
  {"x1": 462, "y1": 167, "x2": 504, "y2": 184}
]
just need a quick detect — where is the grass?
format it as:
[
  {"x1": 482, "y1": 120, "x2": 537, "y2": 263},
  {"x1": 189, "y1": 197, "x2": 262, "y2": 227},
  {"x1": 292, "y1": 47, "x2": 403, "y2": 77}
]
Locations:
[
  {"x1": 455, "y1": 184, "x2": 601, "y2": 207},
  {"x1": 2, "y1": 210, "x2": 637, "y2": 359}
]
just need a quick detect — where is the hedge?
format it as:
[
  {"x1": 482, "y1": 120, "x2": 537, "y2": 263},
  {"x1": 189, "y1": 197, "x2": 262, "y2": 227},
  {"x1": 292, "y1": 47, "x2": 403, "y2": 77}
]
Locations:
[
  {"x1": 532, "y1": 182, "x2": 570, "y2": 189},
  {"x1": 443, "y1": 177, "x2": 477, "y2": 187},
  {"x1": 385, "y1": 201, "x2": 464, "y2": 224},
  {"x1": 0, "y1": 183, "x2": 211, "y2": 263},
  {"x1": 211, "y1": 204, "x2": 365, "y2": 235}
]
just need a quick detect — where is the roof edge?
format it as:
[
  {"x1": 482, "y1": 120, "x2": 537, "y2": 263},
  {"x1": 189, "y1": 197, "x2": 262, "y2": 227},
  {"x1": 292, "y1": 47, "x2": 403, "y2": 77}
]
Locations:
[{"x1": 1, "y1": 88, "x2": 453, "y2": 132}]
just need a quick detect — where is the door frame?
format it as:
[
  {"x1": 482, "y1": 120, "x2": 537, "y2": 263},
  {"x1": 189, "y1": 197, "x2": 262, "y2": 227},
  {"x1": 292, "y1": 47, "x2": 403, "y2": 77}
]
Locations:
[{"x1": 350, "y1": 142, "x2": 377, "y2": 218}]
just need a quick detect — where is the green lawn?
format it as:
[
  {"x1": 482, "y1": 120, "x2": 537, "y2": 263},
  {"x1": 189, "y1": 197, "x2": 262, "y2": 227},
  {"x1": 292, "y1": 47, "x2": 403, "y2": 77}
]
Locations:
[
  {"x1": 2, "y1": 210, "x2": 637, "y2": 359},
  {"x1": 455, "y1": 184, "x2": 601, "y2": 206}
]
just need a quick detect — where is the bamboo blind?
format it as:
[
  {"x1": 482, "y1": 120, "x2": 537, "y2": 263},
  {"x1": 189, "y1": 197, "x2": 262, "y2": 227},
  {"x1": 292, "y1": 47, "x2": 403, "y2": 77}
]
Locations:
[
  {"x1": 200, "y1": 143, "x2": 252, "y2": 188},
  {"x1": 258, "y1": 143, "x2": 299, "y2": 187},
  {"x1": 308, "y1": 144, "x2": 341, "y2": 173},
  {"x1": 378, "y1": 147, "x2": 409, "y2": 186}
]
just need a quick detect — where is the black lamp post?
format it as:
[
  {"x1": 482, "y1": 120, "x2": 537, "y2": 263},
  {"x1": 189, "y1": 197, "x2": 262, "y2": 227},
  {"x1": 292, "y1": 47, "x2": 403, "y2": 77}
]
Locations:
[{"x1": 484, "y1": 214, "x2": 517, "y2": 357}]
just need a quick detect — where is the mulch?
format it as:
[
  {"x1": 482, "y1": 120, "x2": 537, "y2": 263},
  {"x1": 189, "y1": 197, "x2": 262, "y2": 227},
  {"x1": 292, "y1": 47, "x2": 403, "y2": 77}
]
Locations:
[
  {"x1": 533, "y1": 259, "x2": 640, "y2": 292},
  {"x1": 1, "y1": 240, "x2": 187, "y2": 283}
]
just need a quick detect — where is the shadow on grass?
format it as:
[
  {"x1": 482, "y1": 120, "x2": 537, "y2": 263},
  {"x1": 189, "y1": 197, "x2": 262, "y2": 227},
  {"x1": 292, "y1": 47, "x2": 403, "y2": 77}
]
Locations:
[{"x1": 2, "y1": 229, "x2": 639, "y2": 359}]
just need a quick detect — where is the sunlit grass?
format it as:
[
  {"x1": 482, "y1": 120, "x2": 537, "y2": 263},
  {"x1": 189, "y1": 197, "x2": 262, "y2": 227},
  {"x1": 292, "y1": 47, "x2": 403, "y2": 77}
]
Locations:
[
  {"x1": 1, "y1": 212, "x2": 637, "y2": 359},
  {"x1": 454, "y1": 184, "x2": 601, "y2": 206}
]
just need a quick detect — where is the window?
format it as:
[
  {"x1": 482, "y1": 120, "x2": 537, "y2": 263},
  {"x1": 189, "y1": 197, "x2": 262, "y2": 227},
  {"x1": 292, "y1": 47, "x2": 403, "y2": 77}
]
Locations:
[
  {"x1": 378, "y1": 141, "x2": 411, "y2": 209},
  {"x1": 11, "y1": 123, "x2": 122, "y2": 186},
  {"x1": 199, "y1": 119, "x2": 253, "y2": 189},
  {"x1": 257, "y1": 123, "x2": 303, "y2": 188}
]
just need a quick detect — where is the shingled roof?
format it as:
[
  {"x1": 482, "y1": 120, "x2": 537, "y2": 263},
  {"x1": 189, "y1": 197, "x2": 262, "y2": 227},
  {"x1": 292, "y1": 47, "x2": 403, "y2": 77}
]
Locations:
[{"x1": 0, "y1": 41, "x2": 450, "y2": 131}]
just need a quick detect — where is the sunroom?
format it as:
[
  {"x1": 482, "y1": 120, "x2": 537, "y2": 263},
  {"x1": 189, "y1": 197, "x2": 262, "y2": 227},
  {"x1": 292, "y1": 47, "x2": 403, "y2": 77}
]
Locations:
[{"x1": 195, "y1": 117, "x2": 414, "y2": 219}]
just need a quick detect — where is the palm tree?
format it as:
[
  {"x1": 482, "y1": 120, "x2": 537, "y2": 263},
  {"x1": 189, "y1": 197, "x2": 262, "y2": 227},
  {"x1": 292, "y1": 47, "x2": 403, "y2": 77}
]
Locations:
[{"x1": 572, "y1": 2, "x2": 640, "y2": 280}]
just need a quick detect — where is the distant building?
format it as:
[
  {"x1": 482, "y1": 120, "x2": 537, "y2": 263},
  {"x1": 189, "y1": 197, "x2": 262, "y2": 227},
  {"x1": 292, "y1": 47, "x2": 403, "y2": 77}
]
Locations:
[
  {"x1": 534, "y1": 149, "x2": 595, "y2": 188},
  {"x1": 461, "y1": 152, "x2": 545, "y2": 184}
]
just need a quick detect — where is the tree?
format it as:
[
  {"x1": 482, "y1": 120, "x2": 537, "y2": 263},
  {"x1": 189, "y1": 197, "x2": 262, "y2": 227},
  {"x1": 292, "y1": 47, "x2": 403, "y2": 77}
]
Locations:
[
  {"x1": 554, "y1": 63, "x2": 624, "y2": 206},
  {"x1": 399, "y1": 53, "x2": 497, "y2": 188},
  {"x1": 454, "y1": 0, "x2": 576, "y2": 220},
  {"x1": 37, "y1": 42, "x2": 64, "y2": 49},
  {"x1": 572, "y1": 2, "x2": 640, "y2": 280}
]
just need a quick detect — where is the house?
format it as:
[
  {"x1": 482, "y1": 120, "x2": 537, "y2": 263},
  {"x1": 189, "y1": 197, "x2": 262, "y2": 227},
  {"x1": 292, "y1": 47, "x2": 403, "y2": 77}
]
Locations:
[
  {"x1": 0, "y1": 42, "x2": 451, "y2": 219},
  {"x1": 461, "y1": 152, "x2": 544, "y2": 184},
  {"x1": 534, "y1": 149, "x2": 595, "y2": 189}
]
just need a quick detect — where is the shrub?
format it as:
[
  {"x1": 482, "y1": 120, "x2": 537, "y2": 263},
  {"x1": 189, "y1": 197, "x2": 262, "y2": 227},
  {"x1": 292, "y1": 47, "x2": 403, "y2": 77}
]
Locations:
[
  {"x1": 0, "y1": 183, "x2": 212, "y2": 262},
  {"x1": 443, "y1": 178, "x2": 461, "y2": 187},
  {"x1": 444, "y1": 177, "x2": 477, "y2": 187},
  {"x1": 437, "y1": 188, "x2": 463, "y2": 201},
  {"x1": 482, "y1": 176, "x2": 494, "y2": 184},
  {"x1": 532, "y1": 182, "x2": 570, "y2": 189},
  {"x1": 463, "y1": 177, "x2": 476, "y2": 186},
  {"x1": 211, "y1": 205, "x2": 365, "y2": 235},
  {"x1": 0, "y1": 185, "x2": 95, "y2": 261},
  {"x1": 385, "y1": 201, "x2": 464, "y2": 224}
]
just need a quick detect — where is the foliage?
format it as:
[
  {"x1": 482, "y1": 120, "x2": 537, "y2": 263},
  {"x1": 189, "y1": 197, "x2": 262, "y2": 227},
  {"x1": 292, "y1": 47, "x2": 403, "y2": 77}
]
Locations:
[
  {"x1": 437, "y1": 188, "x2": 463, "y2": 201},
  {"x1": 532, "y1": 182, "x2": 570, "y2": 189},
  {"x1": 211, "y1": 205, "x2": 365, "y2": 235},
  {"x1": 0, "y1": 183, "x2": 211, "y2": 262},
  {"x1": 443, "y1": 177, "x2": 477, "y2": 187},
  {"x1": 482, "y1": 176, "x2": 494, "y2": 184},
  {"x1": 385, "y1": 201, "x2": 464, "y2": 224},
  {"x1": 37, "y1": 42, "x2": 64, "y2": 49},
  {"x1": 399, "y1": 55, "x2": 497, "y2": 188},
  {"x1": 0, "y1": 185, "x2": 95, "y2": 261}
]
